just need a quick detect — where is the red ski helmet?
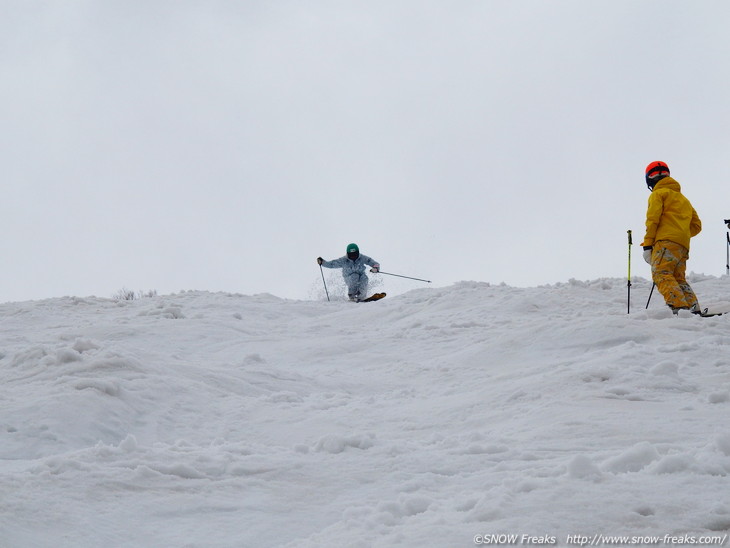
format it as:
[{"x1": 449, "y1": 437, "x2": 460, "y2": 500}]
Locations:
[{"x1": 645, "y1": 161, "x2": 669, "y2": 190}]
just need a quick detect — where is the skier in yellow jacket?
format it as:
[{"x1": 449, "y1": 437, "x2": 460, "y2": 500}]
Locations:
[{"x1": 641, "y1": 161, "x2": 702, "y2": 314}]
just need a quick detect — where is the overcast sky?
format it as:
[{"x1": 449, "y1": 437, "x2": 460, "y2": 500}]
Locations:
[{"x1": 2, "y1": 1, "x2": 729, "y2": 303}]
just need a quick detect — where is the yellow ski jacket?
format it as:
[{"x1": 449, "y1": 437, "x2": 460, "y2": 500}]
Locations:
[{"x1": 642, "y1": 177, "x2": 701, "y2": 251}]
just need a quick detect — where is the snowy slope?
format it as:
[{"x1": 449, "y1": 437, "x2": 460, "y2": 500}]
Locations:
[{"x1": 2, "y1": 277, "x2": 730, "y2": 547}]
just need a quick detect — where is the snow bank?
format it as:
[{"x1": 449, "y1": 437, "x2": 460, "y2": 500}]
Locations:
[{"x1": 1, "y1": 278, "x2": 730, "y2": 547}]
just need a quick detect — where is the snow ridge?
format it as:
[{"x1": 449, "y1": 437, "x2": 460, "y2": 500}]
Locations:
[{"x1": 2, "y1": 278, "x2": 730, "y2": 547}]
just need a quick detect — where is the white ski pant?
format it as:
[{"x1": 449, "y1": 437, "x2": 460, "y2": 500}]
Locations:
[{"x1": 344, "y1": 272, "x2": 368, "y2": 298}]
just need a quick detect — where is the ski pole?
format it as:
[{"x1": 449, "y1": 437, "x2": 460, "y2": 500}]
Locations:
[
  {"x1": 646, "y1": 283, "x2": 655, "y2": 309},
  {"x1": 627, "y1": 230, "x2": 632, "y2": 314},
  {"x1": 645, "y1": 247, "x2": 666, "y2": 309},
  {"x1": 319, "y1": 264, "x2": 330, "y2": 301},
  {"x1": 376, "y1": 271, "x2": 431, "y2": 283},
  {"x1": 725, "y1": 219, "x2": 730, "y2": 275}
]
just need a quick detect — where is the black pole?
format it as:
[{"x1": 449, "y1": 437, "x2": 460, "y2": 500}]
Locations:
[
  {"x1": 646, "y1": 283, "x2": 655, "y2": 310},
  {"x1": 645, "y1": 247, "x2": 666, "y2": 310},
  {"x1": 726, "y1": 231, "x2": 729, "y2": 276},
  {"x1": 319, "y1": 264, "x2": 330, "y2": 301},
  {"x1": 377, "y1": 271, "x2": 432, "y2": 283}
]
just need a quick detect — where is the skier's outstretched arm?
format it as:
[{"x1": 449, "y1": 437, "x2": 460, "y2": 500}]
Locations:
[
  {"x1": 318, "y1": 256, "x2": 347, "y2": 269},
  {"x1": 363, "y1": 255, "x2": 380, "y2": 272}
]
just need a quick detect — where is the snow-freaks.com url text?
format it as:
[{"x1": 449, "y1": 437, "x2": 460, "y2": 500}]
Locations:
[{"x1": 473, "y1": 533, "x2": 728, "y2": 546}]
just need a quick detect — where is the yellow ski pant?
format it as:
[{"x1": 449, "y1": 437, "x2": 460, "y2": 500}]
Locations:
[{"x1": 650, "y1": 240, "x2": 698, "y2": 310}]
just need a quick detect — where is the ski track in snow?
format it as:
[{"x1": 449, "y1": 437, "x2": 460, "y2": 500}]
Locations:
[{"x1": 2, "y1": 276, "x2": 730, "y2": 547}]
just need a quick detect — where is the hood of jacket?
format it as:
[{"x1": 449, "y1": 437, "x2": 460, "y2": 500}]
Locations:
[{"x1": 652, "y1": 176, "x2": 681, "y2": 193}]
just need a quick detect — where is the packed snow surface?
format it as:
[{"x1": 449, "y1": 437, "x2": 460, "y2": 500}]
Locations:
[{"x1": 2, "y1": 276, "x2": 730, "y2": 547}]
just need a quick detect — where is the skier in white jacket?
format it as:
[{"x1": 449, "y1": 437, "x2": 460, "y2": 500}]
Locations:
[{"x1": 317, "y1": 243, "x2": 380, "y2": 301}]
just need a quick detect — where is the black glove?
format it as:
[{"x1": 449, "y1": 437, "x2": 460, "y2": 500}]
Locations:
[{"x1": 317, "y1": 257, "x2": 324, "y2": 265}]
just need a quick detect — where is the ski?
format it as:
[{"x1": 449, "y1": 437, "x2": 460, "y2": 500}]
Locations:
[
  {"x1": 359, "y1": 292, "x2": 386, "y2": 303},
  {"x1": 698, "y1": 308, "x2": 727, "y2": 317}
]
